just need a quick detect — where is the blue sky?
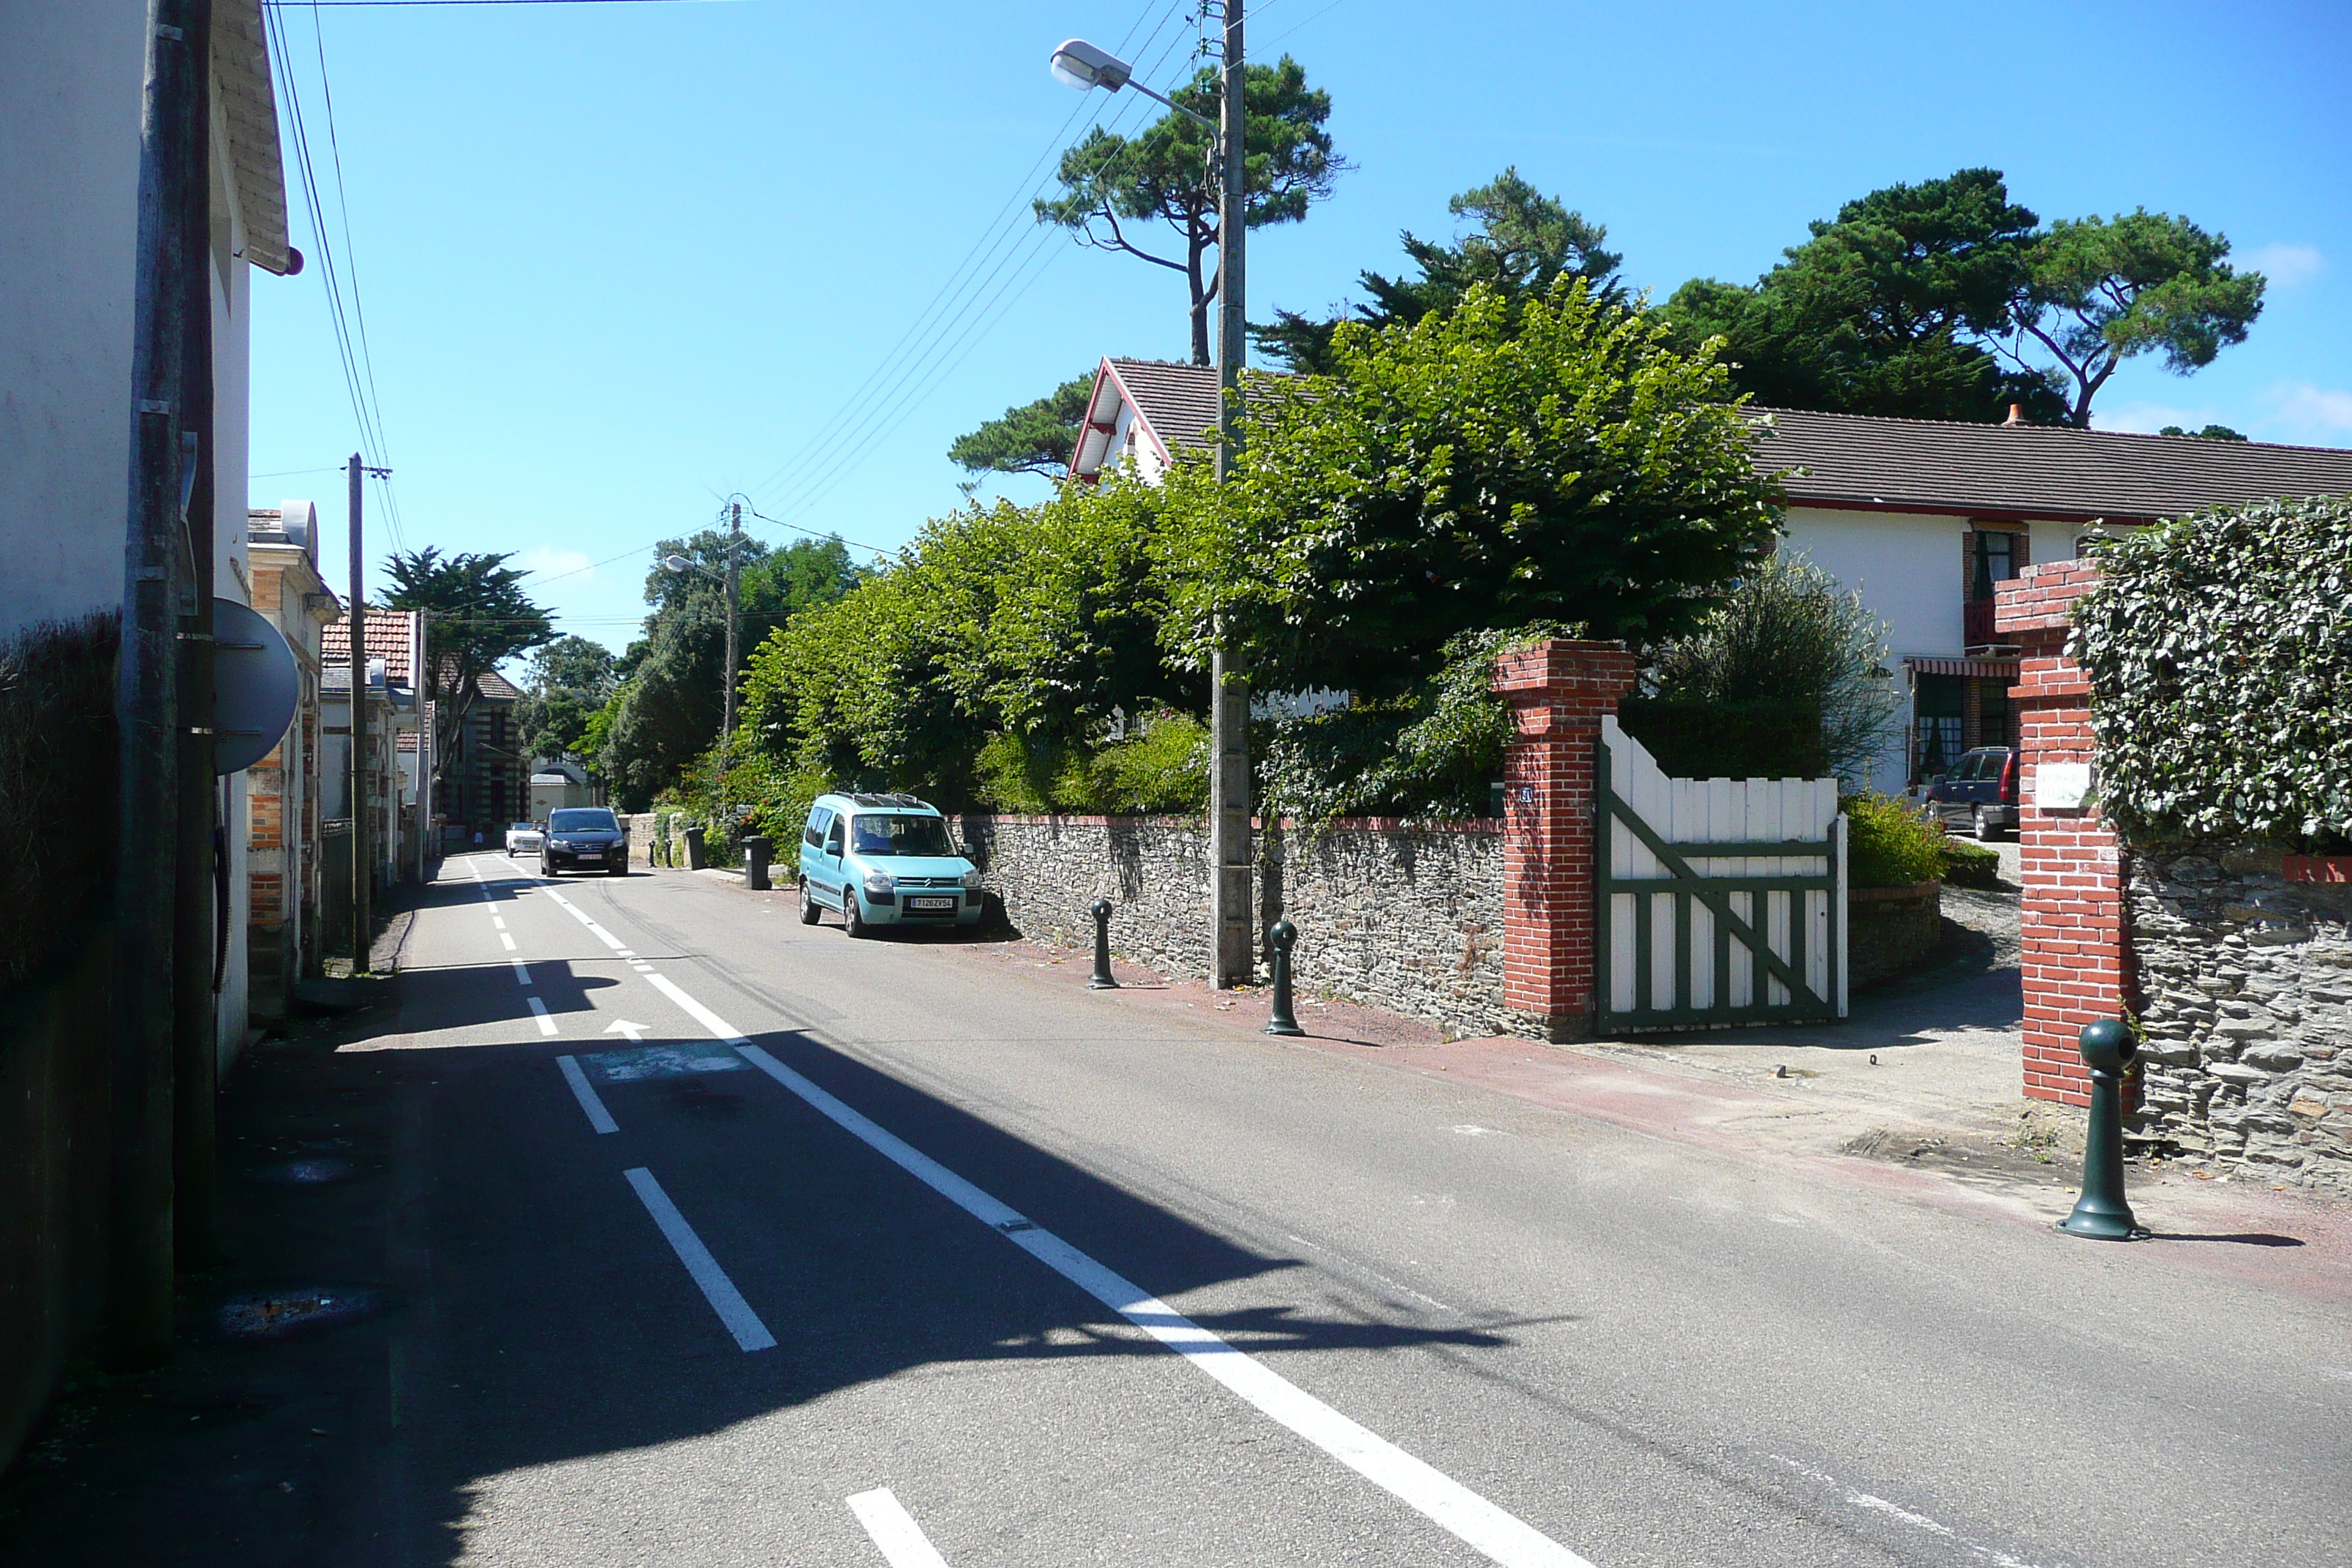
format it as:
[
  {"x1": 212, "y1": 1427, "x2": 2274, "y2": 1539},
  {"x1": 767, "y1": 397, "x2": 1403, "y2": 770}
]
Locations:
[{"x1": 248, "y1": 0, "x2": 2352, "y2": 657}]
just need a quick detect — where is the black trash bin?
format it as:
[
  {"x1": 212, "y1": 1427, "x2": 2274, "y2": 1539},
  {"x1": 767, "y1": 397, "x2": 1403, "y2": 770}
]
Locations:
[
  {"x1": 743, "y1": 834, "x2": 772, "y2": 891},
  {"x1": 682, "y1": 825, "x2": 708, "y2": 871}
]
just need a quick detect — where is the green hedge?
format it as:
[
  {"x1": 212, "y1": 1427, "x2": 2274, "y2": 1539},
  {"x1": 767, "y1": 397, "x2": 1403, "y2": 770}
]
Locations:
[
  {"x1": 1844, "y1": 793, "x2": 1948, "y2": 889},
  {"x1": 1617, "y1": 696, "x2": 1827, "y2": 780},
  {"x1": 2073, "y1": 495, "x2": 2352, "y2": 847}
]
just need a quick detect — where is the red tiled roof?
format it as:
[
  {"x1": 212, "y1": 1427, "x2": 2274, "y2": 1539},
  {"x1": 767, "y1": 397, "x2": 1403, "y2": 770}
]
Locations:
[{"x1": 320, "y1": 610, "x2": 421, "y2": 681}]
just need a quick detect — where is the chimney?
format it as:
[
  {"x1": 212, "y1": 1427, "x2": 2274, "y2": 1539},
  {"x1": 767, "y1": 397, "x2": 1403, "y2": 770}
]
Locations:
[{"x1": 2003, "y1": 403, "x2": 2025, "y2": 426}]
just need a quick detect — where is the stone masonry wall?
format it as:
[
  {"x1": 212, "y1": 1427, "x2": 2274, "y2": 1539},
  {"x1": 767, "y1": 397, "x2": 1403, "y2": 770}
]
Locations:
[
  {"x1": 2127, "y1": 843, "x2": 2352, "y2": 1193},
  {"x1": 954, "y1": 814, "x2": 1519, "y2": 1040}
]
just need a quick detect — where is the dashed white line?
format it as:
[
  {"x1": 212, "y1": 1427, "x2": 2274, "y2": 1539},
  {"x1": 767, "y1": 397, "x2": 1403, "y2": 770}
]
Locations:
[
  {"x1": 847, "y1": 1488, "x2": 953, "y2": 1568},
  {"x1": 527, "y1": 996, "x2": 557, "y2": 1037},
  {"x1": 500, "y1": 931, "x2": 517, "y2": 951},
  {"x1": 557, "y1": 1055, "x2": 619, "y2": 1135},
  {"x1": 513, "y1": 960, "x2": 533, "y2": 987},
  {"x1": 622, "y1": 1166, "x2": 776, "y2": 1353},
  {"x1": 1770, "y1": 1456, "x2": 2045, "y2": 1568},
  {"x1": 621, "y1": 955, "x2": 1596, "y2": 1568}
]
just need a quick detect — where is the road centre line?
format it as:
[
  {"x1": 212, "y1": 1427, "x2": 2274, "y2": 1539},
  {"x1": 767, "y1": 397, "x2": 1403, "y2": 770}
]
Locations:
[
  {"x1": 500, "y1": 932, "x2": 517, "y2": 951},
  {"x1": 847, "y1": 1488, "x2": 953, "y2": 1568},
  {"x1": 622, "y1": 1166, "x2": 777, "y2": 1352},
  {"x1": 513, "y1": 960, "x2": 533, "y2": 987},
  {"x1": 557, "y1": 1055, "x2": 619, "y2": 1135},
  {"x1": 527, "y1": 996, "x2": 557, "y2": 1038},
  {"x1": 629, "y1": 968, "x2": 1595, "y2": 1568}
]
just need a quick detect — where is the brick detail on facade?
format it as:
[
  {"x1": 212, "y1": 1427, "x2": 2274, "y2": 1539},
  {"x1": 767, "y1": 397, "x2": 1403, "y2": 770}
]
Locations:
[
  {"x1": 1995, "y1": 561, "x2": 2125, "y2": 1107},
  {"x1": 1492, "y1": 639, "x2": 1638, "y2": 1041}
]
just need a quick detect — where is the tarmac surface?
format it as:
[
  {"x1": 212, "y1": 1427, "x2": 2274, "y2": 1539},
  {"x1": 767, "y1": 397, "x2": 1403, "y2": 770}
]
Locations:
[{"x1": 4, "y1": 851, "x2": 2346, "y2": 1568}]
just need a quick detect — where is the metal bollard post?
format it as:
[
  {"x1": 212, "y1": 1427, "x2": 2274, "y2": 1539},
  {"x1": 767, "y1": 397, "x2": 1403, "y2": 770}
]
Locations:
[
  {"x1": 1087, "y1": 898, "x2": 1118, "y2": 990},
  {"x1": 1264, "y1": 919, "x2": 1303, "y2": 1036},
  {"x1": 2058, "y1": 1018, "x2": 2146, "y2": 1240},
  {"x1": 743, "y1": 834, "x2": 772, "y2": 892}
]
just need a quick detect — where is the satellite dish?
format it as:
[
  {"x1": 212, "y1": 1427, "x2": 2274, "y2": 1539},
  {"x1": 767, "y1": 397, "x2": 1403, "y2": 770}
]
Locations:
[{"x1": 213, "y1": 598, "x2": 299, "y2": 775}]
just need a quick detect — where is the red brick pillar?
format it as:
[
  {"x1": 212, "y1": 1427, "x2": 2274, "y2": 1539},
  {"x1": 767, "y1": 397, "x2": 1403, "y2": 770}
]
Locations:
[
  {"x1": 1994, "y1": 561, "x2": 2126, "y2": 1107},
  {"x1": 1493, "y1": 639, "x2": 1637, "y2": 1041}
]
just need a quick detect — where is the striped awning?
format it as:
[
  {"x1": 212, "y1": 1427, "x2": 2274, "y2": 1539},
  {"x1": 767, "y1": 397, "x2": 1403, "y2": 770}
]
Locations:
[{"x1": 1904, "y1": 656, "x2": 2021, "y2": 679}]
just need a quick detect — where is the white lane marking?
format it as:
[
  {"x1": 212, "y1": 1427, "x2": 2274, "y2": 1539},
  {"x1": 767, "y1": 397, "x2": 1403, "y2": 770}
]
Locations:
[
  {"x1": 615, "y1": 949, "x2": 637, "y2": 958},
  {"x1": 543, "y1": 890, "x2": 629, "y2": 951},
  {"x1": 847, "y1": 1488, "x2": 952, "y2": 1568},
  {"x1": 1770, "y1": 1457, "x2": 2043, "y2": 1568},
  {"x1": 500, "y1": 932, "x2": 517, "y2": 951},
  {"x1": 557, "y1": 1055, "x2": 619, "y2": 1135},
  {"x1": 731, "y1": 1037, "x2": 1592, "y2": 1568},
  {"x1": 527, "y1": 996, "x2": 557, "y2": 1037},
  {"x1": 622, "y1": 1166, "x2": 777, "y2": 1352},
  {"x1": 647, "y1": 973, "x2": 750, "y2": 1044},
  {"x1": 630, "y1": 962, "x2": 655, "y2": 973},
  {"x1": 491, "y1": 915, "x2": 506, "y2": 930},
  {"x1": 513, "y1": 960, "x2": 533, "y2": 987},
  {"x1": 603, "y1": 1019, "x2": 649, "y2": 1042}
]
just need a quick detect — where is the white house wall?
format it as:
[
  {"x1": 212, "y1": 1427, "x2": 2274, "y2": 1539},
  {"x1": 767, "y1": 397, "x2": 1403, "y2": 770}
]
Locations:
[{"x1": 0, "y1": 1, "x2": 147, "y2": 640}]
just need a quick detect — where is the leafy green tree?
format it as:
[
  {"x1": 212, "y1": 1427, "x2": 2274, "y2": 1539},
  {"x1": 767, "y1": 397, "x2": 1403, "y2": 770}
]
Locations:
[
  {"x1": 516, "y1": 634, "x2": 617, "y2": 764},
  {"x1": 1662, "y1": 168, "x2": 2062, "y2": 423},
  {"x1": 1256, "y1": 167, "x2": 1623, "y2": 374},
  {"x1": 1036, "y1": 57, "x2": 1346, "y2": 366},
  {"x1": 380, "y1": 547, "x2": 555, "y2": 785},
  {"x1": 595, "y1": 533, "x2": 863, "y2": 810},
  {"x1": 2005, "y1": 211, "x2": 2266, "y2": 427},
  {"x1": 2158, "y1": 423, "x2": 2247, "y2": 440},
  {"x1": 948, "y1": 374, "x2": 1093, "y2": 480},
  {"x1": 1155, "y1": 279, "x2": 1784, "y2": 700}
]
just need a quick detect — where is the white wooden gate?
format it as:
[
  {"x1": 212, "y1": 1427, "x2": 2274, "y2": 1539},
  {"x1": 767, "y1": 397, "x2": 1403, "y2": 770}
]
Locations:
[{"x1": 1597, "y1": 717, "x2": 1848, "y2": 1030}]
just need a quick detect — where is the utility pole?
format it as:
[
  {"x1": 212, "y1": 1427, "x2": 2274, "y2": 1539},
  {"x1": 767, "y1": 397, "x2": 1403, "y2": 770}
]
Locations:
[
  {"x1": 347, "y1": 451, "x2": 368, "y2": 971},
  {"x1": 172, "y1": 1, "x2": 219, "y2": 1267},
  {"x1": 111, "y1": 0, "x2": 208, "y2": 1364},
  {"x1": 716, "y1": 499, "x2": 742, "y2": 808},
  {"x1": 1207, "y1": 0, "x2": 1252, "y2": 989}
]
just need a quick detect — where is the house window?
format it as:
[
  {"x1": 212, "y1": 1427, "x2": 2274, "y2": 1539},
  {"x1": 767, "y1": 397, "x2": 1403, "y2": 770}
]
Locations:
[
  {"x1": 1913, "y1": 674, "x2": 1965, "y2": 783},
  {"x1": 1971, "y1": 529, "x2": 2019, "y2": 601}
]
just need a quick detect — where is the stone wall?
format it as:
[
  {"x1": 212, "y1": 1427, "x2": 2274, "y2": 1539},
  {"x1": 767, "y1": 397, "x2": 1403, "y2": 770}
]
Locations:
[
  {"x1": 2127, "y1": 841, "x2": 2352, "y2": 1192},
  {"x1": 953, "y1": 814, "x2": 1520, "y2": 1039},
  {"x1": 1849, "y1": 881, "x2": 1942, "y2": 990}
]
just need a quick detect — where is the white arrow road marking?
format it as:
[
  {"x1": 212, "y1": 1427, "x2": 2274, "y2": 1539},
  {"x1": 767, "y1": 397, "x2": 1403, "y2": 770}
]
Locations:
[
  {"x1": 847, "y1": 1488, "x2": 952, "y2": 1568},
  {"x1": 627, "y1": 951, "x2": 1599, "y2": 1568},
  {"x1": 556, "y1": 1055, "x2": 618, "y2": 1135},
  {"x1": 622, "y1": 1167, "x2": 776, "y2": 1352},
  {"x1": 603, "y1": 1019, "x2": 649, "y2": 1043},
  {"x1": 526, "y1": 996, "x2": 557, "y2": 1037}
]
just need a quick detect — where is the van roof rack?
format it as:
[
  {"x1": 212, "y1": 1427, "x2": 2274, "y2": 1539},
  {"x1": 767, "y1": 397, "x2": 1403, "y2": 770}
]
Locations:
[{"x1": 845, "y1": 791, "x2": 934, "y2": 810}]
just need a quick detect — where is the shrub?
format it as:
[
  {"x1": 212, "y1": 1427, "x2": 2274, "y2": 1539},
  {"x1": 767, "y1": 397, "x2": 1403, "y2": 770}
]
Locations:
[
  {"x1": 2072, "y1": 495, "x2": 2352, "y2": 847},
  {"x1": 975, "y1": 713, "x2": 1211, "y2": 815},
  {"x1": 1843, "y1": 792, "x2": 1947, "y2": 888},
  {"x1": 1938, "y1": 838, "x2": 2002, "y2": 889},
  {"x1": 1646, "y1": 554, "x2": 1899, "y2": 786}
]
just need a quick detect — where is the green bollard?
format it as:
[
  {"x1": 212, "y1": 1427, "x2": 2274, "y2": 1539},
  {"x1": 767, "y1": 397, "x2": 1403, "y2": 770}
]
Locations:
[
  {"x1": 1264, "y1": 919, "x2": 1303, "y2": 1036},
  {"x1": 2058, "y1": 1017, "x2": 2147, "y2": 1241},
  {"x1": 1088, "y1": 898, "x2": 1119, "y2": 990}
]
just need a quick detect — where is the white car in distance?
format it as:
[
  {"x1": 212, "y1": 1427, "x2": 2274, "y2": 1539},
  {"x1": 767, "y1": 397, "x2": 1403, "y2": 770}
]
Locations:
[{"x1": 504, "y1": 821, "x2": 545, "y2": 857}]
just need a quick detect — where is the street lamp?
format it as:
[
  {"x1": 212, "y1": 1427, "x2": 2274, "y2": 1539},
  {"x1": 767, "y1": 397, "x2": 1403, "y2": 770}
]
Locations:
[
  {"x1": 663, "y1": 499, "x2": 747, "y2": 807},
  {"x1": 1049, "y1": 11, "x2": 1253, "y2": 990}
]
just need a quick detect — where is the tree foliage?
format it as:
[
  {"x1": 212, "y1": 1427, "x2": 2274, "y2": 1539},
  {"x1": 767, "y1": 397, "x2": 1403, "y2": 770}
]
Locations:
[
  {"x1": 380, "y1": 547, "x2": 554, "y2": 782},
  {"x1": 516, "y1": 634, "x2": 616, "y2": 766},
  {"x1": 1035, "y1": 57, "x2": 1346, "y2": 366},
  {"x1": 592, "y1": 534, "x2": 863, "y2": 810},
  {"x1": 1256, "y1": 167, "x2": 1623, "y2": 374},
  {"x1": 1156, "y1": 279, "x2": 1783, "y2": 700},
  {"x1": 1662, "y1": 168, "x2": 2062, "y2": 424},
  {"x1": 1663, "y1": 170, "x2": 2267, "y2": 428},
  {"x1": 947, "y1": 374, "x2": 1093, "y2": 479},
  {"x1": 2005, "y1": 210, "x2": 2265, "y2": 427},
  {"x1": 2071, "y1": 496, "x2": 2351, "y2": 846}
]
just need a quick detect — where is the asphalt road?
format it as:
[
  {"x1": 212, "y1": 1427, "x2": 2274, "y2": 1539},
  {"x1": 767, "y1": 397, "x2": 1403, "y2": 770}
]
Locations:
[{"x1": 106, "y1": 853, "x2": 2352, "y2": 1566}]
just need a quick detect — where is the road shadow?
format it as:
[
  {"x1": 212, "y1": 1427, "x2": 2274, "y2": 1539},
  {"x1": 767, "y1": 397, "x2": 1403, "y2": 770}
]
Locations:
[
  {"x1": 0, "y1": 995, "x2": 1522, "y2": 1567},
  {"x1": 2146, "y1": 1232, "x2": 2307, "y2": 1248}
]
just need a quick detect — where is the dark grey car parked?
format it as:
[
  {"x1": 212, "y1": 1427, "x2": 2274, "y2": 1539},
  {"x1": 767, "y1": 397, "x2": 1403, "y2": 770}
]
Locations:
[
  {"x1": 540, "y1": 807, "x2": 628, "y2": 876},
  {"x1": 1924, "y1": 747, "x2": 2019, "y2": 840}
]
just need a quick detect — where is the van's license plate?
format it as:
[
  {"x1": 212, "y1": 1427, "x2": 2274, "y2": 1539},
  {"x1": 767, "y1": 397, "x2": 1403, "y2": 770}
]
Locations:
[{"x1": 906, "y1": 895, "x2": 956, "y2": 911}]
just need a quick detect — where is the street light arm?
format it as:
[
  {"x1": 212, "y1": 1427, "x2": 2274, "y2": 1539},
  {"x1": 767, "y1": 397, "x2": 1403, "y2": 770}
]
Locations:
[{"x1": 1126, "y1": 78, "x2": 1215, "y2": 129}]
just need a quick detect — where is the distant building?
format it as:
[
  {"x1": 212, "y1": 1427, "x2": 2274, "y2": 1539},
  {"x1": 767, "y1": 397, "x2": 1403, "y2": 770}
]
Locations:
[
  {"x1": 529, "y1": 758, "x2": 597, "y2": 820},
  {"x1": 242, "y1": 503, "x2": 342, "y2": 1024},
  {"x1": 437, "y1": 669, "x2": 531, "y2": 838},
  {"x1": 322, "y1": 611, "x2": 431, "y2": 885}
]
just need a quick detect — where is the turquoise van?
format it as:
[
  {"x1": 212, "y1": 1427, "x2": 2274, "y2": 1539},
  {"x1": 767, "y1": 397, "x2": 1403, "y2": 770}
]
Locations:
[{"x1": 797, "y1": 792, "x2": 985, "y2": 935}]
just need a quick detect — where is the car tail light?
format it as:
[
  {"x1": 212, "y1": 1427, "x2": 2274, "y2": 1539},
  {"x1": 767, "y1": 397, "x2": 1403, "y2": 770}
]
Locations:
[{"x1": 1999, "y1": 751, "x2": 2019, "y2": 803}]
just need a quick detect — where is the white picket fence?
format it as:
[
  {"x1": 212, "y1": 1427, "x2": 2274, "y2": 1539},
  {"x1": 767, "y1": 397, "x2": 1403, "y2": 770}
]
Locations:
[{"x1": 1600, "y1": 717, "x2": 1848, "y2": 1026}]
